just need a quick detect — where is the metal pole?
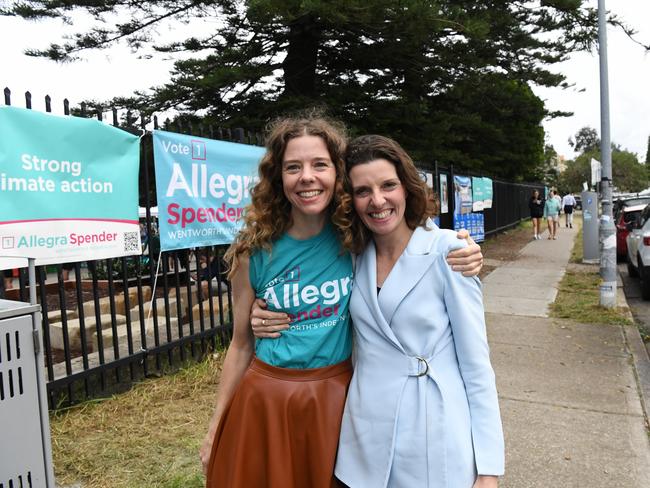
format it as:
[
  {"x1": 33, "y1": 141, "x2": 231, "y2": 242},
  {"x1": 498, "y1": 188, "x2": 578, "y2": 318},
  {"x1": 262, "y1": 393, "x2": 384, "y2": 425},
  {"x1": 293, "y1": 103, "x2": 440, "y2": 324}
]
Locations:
[
  {"x1": 28, "y1": 258, "x2": 56, "y2": 487},
  {"x1": 598, "y1": 0, "x2": 616, "y2": 307},
  {"x1": 28, "y1": 258, "x2": 37, "y2": 306}
]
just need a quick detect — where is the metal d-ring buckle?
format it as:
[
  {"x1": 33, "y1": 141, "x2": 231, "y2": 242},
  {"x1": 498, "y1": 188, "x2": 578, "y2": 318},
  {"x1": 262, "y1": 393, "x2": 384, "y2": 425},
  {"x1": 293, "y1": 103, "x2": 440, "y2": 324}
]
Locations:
[{"x1": 416, "y1": 356, "x2": 429, "y2": 377}]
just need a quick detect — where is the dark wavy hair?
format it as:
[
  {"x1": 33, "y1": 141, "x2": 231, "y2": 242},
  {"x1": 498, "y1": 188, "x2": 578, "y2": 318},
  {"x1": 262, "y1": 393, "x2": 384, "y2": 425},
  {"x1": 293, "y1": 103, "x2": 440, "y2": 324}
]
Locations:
[
  {"x1": 224, "y1": 111, "x2": 351, "y2": 276},
  {"x1": 342, "y1": 135, "x2": 436, "y2": 254}
]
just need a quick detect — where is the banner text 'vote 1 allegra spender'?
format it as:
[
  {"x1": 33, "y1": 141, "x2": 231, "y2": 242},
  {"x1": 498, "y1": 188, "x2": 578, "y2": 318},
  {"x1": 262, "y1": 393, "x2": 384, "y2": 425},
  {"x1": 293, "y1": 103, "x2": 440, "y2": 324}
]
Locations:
[{"x1": 152, "y1": 130, "x2": 264, "y2": 251}]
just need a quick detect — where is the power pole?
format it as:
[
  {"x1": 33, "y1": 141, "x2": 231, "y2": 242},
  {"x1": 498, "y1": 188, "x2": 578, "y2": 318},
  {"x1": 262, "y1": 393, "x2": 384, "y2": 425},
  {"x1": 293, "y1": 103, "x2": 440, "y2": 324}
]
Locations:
[{"x1": 598, "y1": 0, "x2": 616, "y2": 307}]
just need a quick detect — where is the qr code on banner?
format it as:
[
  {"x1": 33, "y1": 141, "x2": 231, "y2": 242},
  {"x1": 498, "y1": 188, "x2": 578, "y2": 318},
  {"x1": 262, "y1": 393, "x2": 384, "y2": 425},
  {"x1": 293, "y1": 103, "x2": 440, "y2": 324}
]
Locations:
[{"x1": 124, "y1": 232, "x2": 140, "y2": 252}]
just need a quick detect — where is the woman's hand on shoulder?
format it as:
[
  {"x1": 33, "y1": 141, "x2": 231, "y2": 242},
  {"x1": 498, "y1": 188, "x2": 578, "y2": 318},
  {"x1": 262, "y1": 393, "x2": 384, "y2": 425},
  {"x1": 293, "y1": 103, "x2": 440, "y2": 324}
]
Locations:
[
  {"x1": 250, "y1": 298, "x2": 290, "y2": 338},
  {"x1": 473, "y1": 475, "x2": 498, "y2": 488},
  {"x1": 447, "y1": 229, "x2": 484, "y2": 277}
]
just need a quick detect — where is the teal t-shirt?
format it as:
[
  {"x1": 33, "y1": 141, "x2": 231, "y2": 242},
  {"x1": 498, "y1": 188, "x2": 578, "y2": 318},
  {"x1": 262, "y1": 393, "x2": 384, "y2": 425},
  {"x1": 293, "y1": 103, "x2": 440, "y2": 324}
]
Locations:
[
  {"x1": 544, "y1": 197, "x2": 561, "y2": 217},
  {"x1": 249, "y1": 224, "x2": 353, "y2": 368}
]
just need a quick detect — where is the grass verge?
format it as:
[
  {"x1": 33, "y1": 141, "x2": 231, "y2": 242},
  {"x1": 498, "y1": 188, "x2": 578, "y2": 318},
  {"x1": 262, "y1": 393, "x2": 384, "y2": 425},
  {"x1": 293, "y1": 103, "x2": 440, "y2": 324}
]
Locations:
[
  {"x1": 549, "y1": 270, "x2": 632, "y2": 325},
  {"x1": 551, "y1": 213, "x2": 631, "y2": 325},
  {"x1": 51, "y1": 353, "x2": 224, "y2": 488},
  {"x1": 569, "y1": 214, "x2": 584, "y2": 263}
]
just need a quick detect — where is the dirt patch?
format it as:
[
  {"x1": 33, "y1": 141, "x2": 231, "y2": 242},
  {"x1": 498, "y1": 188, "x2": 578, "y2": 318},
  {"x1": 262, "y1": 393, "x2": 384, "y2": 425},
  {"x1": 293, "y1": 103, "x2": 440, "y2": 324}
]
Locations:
[{"x1": 479, "y1": 222, "x2": 534, "y2": 280}]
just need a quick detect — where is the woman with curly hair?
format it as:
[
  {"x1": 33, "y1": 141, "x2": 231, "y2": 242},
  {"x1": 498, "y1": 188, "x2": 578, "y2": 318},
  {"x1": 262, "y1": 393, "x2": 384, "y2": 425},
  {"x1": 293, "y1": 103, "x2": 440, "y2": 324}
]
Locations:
[{"x1": 200, "y1": 114, "x2": 484, "y2": 488}]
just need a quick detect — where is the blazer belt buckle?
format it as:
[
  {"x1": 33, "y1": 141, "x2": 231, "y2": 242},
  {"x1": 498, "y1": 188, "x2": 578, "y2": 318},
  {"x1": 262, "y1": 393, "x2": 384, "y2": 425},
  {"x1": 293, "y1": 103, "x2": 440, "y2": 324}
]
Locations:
[{"x1": 415, "y1": 356, "x2": 429, "y2": 377}]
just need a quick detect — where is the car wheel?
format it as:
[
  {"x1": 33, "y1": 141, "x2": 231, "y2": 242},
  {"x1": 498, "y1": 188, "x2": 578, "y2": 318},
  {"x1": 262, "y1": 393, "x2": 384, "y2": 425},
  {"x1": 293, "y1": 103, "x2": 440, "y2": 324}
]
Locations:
[{"x1": 628, "y1": 258, "x2": 639, "y2": 277}]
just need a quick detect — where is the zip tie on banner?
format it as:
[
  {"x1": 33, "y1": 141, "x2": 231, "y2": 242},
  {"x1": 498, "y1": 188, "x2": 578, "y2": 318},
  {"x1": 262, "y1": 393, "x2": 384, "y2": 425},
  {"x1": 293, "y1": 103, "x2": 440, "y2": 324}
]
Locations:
[{"x1": 147, "y1": 253, "x2": 163, "y2": 323}]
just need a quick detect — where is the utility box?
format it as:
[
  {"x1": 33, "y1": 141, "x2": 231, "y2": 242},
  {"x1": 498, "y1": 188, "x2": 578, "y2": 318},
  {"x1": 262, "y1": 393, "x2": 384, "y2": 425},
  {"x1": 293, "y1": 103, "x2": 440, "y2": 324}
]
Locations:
[
  {"x1": 0, "y1": 299, "x2": 55, "y2": 487},
  {"x1": 581, "y1": 191, "x2": 599, "y2": 263}
]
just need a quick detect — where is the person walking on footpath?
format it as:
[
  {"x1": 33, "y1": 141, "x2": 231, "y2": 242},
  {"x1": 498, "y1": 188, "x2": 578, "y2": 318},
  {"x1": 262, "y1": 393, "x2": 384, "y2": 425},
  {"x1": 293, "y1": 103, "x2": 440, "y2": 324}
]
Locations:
[
  {"x1": 528, "y1": 189, "x2": 544, "y2": 239},
  {"x1": 335, "y1": 135, "x2": 503, "y2": 487},
  {"x1": 544, "y1": 189, "x2": 561, "y2": 240},
  {"x1": 199, "y1": 114, "x2": 484, "y2": 488},
  {"x1": 562, "y1": 192, "x2": 576, "y2": 228}
]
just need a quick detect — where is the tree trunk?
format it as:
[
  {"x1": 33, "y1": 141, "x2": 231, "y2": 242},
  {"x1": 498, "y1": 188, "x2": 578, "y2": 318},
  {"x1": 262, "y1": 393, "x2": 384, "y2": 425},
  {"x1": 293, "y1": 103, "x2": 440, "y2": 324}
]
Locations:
[{"x1": 282, "y1": 14, "x2": 320, "y2": 98}]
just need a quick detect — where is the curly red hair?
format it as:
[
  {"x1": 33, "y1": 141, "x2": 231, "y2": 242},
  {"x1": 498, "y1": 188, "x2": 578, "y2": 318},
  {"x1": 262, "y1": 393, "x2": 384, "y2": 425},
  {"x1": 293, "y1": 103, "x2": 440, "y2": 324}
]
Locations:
[{"x1": 225, "y1": 112, "x2": 352, "y2": 276}]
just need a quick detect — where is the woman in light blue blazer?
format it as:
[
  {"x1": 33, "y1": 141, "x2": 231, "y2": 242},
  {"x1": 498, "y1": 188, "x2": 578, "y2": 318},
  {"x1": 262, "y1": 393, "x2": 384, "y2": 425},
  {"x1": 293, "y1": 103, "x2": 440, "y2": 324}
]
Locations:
[{"x1": 335, "y1": 135, "x2": 504, "y2": 488}]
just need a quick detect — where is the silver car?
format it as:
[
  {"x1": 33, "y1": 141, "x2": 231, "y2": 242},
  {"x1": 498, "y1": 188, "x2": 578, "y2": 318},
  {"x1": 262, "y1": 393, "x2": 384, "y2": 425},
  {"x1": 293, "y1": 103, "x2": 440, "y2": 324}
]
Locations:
[{"x1": 626, "y1": 204, "x2": 650, "y2": 299}]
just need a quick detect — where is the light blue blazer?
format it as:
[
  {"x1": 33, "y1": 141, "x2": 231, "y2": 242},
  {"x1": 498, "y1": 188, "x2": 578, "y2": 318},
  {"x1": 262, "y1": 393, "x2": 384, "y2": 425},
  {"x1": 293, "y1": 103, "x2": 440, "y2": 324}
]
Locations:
[{"x1": 335, "y1": 220, "x2": 504, "y2": 488}]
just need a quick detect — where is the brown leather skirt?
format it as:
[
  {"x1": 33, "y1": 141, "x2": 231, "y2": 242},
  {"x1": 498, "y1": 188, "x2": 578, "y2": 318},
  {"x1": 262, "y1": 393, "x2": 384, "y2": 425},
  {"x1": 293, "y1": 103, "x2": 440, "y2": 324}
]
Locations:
[{"x1": 206, "y1": 357, "x2": 353, "y2": 488}]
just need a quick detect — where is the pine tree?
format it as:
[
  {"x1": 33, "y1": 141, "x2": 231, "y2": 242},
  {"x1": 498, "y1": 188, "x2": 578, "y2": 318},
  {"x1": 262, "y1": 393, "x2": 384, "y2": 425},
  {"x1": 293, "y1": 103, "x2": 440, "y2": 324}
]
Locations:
[{"x1": 3, "y1": 0, "x2": 641, "y2": 178}]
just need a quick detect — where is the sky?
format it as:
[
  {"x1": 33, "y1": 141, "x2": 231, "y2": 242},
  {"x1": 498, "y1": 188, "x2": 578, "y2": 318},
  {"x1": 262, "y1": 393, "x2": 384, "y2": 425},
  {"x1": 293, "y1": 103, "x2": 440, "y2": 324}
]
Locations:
[
  {"x1": 0, "y1": 1, "x2": 649, "y2": 162},
  {"x1": 532, "y1": 0, "x2": 650, "y2": 161}
]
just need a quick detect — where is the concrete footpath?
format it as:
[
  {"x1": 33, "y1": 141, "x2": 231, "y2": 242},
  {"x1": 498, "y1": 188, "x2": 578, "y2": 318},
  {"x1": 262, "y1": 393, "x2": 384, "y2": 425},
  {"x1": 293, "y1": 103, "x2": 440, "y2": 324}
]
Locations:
[{"x1": 483, "y1": 224, "x2": 650, "y2": 487}]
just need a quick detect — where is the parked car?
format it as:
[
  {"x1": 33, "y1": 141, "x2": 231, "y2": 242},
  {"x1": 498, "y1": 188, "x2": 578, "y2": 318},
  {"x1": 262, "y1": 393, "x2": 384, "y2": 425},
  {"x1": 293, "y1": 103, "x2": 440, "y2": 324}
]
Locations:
[
  {"x1": 625, "y1": 204, "x2": 650, "y2": 299},
  {"x1": 574, "y1": 195, "x2": 582, "y2": 210},
  {"x1": 613, "y1": 196, "x2": 650, "y2": 223},
  {"x1": 616, "y1": 204, "x2": 647, "y2": 260}
]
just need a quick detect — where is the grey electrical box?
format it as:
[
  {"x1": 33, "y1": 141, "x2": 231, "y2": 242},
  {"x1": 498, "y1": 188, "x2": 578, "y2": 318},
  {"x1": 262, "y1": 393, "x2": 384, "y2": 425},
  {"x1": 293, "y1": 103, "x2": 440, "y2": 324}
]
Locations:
[
  {"x1": 581, "y1": 191, "x2": 599, "y2": 263},
  {"x1": 0, "y1": 299, "x2": 55, "y2": 487}
]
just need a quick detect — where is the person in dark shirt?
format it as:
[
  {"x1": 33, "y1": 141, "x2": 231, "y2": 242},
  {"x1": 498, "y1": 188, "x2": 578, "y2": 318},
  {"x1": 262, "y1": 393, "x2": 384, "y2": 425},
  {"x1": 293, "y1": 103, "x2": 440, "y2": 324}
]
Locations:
[{"x1": 528, "y1": 189, "x2": 545, "y2": 240}]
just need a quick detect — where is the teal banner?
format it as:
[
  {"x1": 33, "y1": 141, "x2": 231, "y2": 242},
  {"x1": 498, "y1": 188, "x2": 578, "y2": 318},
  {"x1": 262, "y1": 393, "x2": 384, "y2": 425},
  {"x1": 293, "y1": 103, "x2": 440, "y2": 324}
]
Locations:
[
  {"x1": 471, "y1": 177, "x2": 493, "y2": 211},
  {"x1": 472, "y1": 177, "x2": 485, "y2": 210},
  {"x1": 0, "y1": 106, "x2": 140, "y2": 268},
  {"x1": 483, "y1": 177, "x2": 493, "y2": 208},
  {"x1": 152, "y1": 130, "x2": 264, "y2": 251}
]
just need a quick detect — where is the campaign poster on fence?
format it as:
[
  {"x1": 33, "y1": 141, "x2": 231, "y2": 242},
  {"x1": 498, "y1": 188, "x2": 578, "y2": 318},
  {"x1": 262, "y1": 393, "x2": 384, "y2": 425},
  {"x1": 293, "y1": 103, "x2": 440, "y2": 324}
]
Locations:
[
  {"x1": 453, "y1": 175, "x2": 473, "y2": 216},
  {"x1": 416, "y1": 169, "x2": 434, "y2": 190},
  {"x1": 424, "y1": 171, "x2": 434, "y2": 190},
  {"x1": 471, "y1": 177, "x2": 493, "y2": 211},
  {"x1": 482, "y1": 177, "x2": 493, "y2": 209},
  {"x1": 472, "y1": 177, "x2": 485, "y2": 211},
  {"x1": 0, "y1": 106, "x2": 141, "y2": 270},
  {"x1": 453, "y1": 212, "x2": 485, "y2": 242},
  {"x1": 439, "y1": 174, "x2": 449, "y2": 214},
  {"x1": 152, "y1": 130, "x2": 264, "y2": 251}
]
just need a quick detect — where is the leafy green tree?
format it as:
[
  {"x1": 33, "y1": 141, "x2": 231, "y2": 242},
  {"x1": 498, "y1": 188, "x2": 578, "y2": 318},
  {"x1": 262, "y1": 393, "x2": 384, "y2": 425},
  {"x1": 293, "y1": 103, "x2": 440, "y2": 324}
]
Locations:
[
  {"x1": 559, "y1": 147, "x2": 649, "y2": 194},
  {"x1": 568, "y1": 126, "x2": 600, "y2": 154},
  {"x1": 2, "y1": 1, "x2": 642, "y2": 179},
  {"x1": 557, "y1": 156, "x2": 589, "y2": 195},
  {"x1": 421, "y1": 74, "x2": 545, "y2": 179},
  {"x1": 536, "y1": 143, "x2": 561, "y2": 188},
  {"x1": 611, "y1": 148, "x2": 649, "y2": 193},
  {"x1": 645, "y1": 135, "x2": 650, "y2": 164}
]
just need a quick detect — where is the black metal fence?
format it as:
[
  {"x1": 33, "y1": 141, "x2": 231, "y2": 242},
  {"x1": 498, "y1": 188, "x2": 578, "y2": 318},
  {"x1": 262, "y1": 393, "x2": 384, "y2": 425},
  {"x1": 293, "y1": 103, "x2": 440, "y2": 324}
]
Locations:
[
  {"x1": 433, "y1": 164, "x2": 545, "y2": 237},
  {"x1": 485, "y1": 178, "x2": 546, "y2": 235},
  {"x1": 1, "y1": 88, "x2": 544, "y2": 408},
  {"x1": 1, "y1": 88, "x2": 258, "y2": 407}
]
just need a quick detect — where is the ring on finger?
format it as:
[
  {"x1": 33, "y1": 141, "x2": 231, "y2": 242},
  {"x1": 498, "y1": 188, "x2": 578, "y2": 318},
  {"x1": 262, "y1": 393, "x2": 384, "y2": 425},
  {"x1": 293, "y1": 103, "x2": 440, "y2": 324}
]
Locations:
[{"x1": 262, "y1": 319, "x2": 266, "y2": 326}]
